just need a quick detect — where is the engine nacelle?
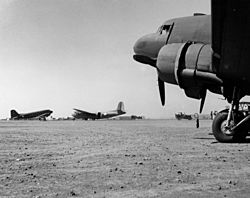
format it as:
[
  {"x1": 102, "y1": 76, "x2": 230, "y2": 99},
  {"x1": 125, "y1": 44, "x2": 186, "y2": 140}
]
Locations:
[
  {"x1": 156, "y1": 43, "x2": 184, "y2": 85},
  {"x1": 157, "y1": 42, "x2": 222, "y2": 99}
]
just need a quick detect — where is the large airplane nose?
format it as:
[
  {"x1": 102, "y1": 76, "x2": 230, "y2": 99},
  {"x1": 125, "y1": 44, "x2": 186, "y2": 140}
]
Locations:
[
  {"x1": 133, "y1": 37, "x2": 146, "y2": 51},
  {"x1": 133, "y1": 33, "x2": 167, "y2": 59}
]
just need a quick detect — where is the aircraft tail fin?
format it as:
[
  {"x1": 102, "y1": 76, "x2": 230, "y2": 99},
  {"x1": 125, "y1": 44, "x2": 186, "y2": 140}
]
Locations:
[
  {"x1": 117, "y1": 102, "x2": 125, "y2": 113},
  {"x1": 10, "y1": 110, "x2": 19, "y2": 119}
]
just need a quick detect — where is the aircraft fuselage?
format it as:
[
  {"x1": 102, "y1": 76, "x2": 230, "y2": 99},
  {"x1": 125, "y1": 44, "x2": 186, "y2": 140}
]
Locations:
[
  {"x1": 134, "y1": 15, "x2": 211, "y2": 61},
  {"x1": 10, "y1": 109, "x2": 53, "y2": 120}
]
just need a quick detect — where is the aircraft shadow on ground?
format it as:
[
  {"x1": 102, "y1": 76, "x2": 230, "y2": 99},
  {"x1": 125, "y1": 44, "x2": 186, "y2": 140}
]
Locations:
[
  {"x1": 193, "y1": 137, "x2": 250, "y2": 143},
  {"x1": 236, "y1": 137, "x2": 250, "y2": 144},
  {"x1": 193, "y1": 137, "x2": 215, "y2": 140}
]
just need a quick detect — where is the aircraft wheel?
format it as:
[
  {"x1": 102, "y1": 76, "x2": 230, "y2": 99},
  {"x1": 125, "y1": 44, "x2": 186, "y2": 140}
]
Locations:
[
  {"x1": 212, "y1": 112, "x2": 247, "y2": 143},
  {"x1": 212, "y1": 112, "x2": 234, "y2": 142}
]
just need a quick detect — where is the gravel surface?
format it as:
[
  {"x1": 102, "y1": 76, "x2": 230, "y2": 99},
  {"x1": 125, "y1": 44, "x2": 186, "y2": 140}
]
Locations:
[{"x1": 0, "y1": 120, "x2": 249, "y2": 198}]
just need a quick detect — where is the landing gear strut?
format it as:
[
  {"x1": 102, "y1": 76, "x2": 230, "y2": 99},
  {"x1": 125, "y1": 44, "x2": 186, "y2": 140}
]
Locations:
[{"x1": 212, "y1": 87, "x2": 249, "y2": 142}]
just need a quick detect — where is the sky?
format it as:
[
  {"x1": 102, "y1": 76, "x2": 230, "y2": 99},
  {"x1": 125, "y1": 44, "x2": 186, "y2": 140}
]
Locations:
[{"x1": 0, "y1": 0, "x2": 230, "y2": 119}]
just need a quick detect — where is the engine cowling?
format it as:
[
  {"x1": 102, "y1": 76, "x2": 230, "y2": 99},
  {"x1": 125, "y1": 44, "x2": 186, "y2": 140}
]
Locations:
[
  {"x1": 156, "y1": 43, "x2": 184, "y2": 85},
  {"x1": 156, "y1": 42, "x2": 222, "y2": 99}
]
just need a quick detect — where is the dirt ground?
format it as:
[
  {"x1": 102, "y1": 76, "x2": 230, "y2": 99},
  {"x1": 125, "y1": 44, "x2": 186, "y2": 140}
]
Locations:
[{"x1": 0, "y1": 119, "x2": 249, "y2": 198}]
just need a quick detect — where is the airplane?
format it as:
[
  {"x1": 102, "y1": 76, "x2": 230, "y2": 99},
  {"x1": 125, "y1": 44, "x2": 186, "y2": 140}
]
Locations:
[
  {"x1": 133, "y1": 0, "x2": 250, "y2": 142},
  {"x1": 72, "y1": 101, "x2": 126, "y2": 120},
  {"x1": 10, "y1": 109, "x2": 53, "y2": 120}
]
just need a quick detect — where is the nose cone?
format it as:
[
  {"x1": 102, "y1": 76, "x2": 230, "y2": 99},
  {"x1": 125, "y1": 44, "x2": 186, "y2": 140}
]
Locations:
[{"x1": 133, "y1": 33, "x2": 167, "y2": 59}]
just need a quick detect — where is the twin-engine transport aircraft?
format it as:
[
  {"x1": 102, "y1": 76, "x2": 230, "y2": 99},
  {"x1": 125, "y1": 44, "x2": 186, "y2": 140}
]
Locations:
[
  {"x1": 10, "y1": 109, "x2": 53, "y2": 120},
  {"x1": 72, "y1": 101, "x2": 126, "y2": 120},
  {"x1": 133, "y1": 0, "x2": 250, "y2": 142}
]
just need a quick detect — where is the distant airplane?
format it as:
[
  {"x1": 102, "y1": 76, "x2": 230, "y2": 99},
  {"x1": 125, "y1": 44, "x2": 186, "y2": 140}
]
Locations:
[
  {"x1": 133, "y1": 0, "x2": 250, "y2": 142},
  {"x1": 72, "y1": 101, "x2": 126, "y2": 120},
  {"x1": 10, "y1": 109, "x2": 53, "y2": 120}
]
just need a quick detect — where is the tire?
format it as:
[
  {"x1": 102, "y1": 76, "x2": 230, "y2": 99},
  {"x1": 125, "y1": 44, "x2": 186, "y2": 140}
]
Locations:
[
  {"x1": 212, "y1": 112, "x2": 248, "y2": 143},
  {"x1": 212, "y1": 112, "x2": 234, "y2": 143}
]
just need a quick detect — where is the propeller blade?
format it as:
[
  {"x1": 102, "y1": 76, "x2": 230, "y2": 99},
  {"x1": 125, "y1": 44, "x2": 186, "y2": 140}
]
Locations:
[
  {"x1": 199, "y1": 89, "x2": 207, "y2": 113},
  {"x1": 158, "y1": 77, "x2": 165, "y2": 106}
]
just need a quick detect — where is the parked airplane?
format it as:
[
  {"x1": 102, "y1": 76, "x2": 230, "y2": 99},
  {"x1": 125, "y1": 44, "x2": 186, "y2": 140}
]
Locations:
[
  {"x1": 10, "y1": 109, "x2": 53, "y2": 120},
  {"x1": 72, "y1": 102, "x2": 126, "y2": 120},
  {"x1": 133, "y1": 0, "x2": 250, "y2": 142}
]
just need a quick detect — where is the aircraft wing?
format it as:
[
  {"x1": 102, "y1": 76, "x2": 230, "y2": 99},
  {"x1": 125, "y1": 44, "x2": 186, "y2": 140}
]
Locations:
[
  {"x1": 33, "y1": 113, "x2": 51, "y2": 119},
  {"x1": 73, "y1": 108, "x2": 97, "y2": 117},
  {"x1": 212, "y1": 0, "x2": 250, "y2": 84}
]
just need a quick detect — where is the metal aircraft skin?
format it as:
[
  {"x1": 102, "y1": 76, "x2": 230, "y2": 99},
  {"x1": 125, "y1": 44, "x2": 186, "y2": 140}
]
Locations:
[
  {"x1": 10, "y1": 109, "x2": 53, "y2": 120},
  {"x1": 72, "y1": 101, "x2": 126, "y2": 120},
  {"x1": 133, "y1": 0, "x2": 250, "y2": 142}
]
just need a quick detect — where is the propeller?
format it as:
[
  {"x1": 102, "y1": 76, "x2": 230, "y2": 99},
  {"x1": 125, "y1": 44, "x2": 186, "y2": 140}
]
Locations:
[
  {"x1": 199, "y1": 88, "x2": 207, "y2": 113},
  {"x1": 133, "y1": 54, "x2": 165, "y2": 105},
  {"x1": 158, "y1": 77, "x2": 165, "y2": 106},
  {"x1": 133, "y1": 54, "x2": 166, "y2": 106}
]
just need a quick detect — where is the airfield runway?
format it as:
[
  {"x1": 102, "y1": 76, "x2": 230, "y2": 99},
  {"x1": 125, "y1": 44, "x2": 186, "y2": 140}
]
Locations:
[{"x1": 0, "y1": 119, "x2": 249, "y2": 198}]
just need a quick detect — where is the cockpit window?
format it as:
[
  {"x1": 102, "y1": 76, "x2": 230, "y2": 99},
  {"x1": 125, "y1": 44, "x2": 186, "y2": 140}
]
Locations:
[{"x1": 158, "y1": 25, "x2": 171, "y2": 35}]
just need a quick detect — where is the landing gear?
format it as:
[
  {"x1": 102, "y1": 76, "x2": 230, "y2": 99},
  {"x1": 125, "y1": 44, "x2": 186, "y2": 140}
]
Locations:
[
  {"x1": 212, "y1": 111, "x2": 248, "y2": 142},
  {"x1": 212, "y1": 87, "x2": 249, "y2": 143}
]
